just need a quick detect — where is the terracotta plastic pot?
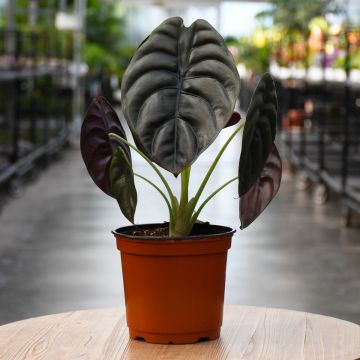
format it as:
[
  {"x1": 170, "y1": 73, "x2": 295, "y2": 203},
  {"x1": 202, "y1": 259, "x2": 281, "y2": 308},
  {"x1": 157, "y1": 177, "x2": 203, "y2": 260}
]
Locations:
[{"x1": 113, "y1": 223, "x2": 235, "y2": 344}]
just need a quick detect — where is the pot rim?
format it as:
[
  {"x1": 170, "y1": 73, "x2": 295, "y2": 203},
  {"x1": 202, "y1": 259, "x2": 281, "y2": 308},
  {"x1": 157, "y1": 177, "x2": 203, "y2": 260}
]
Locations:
[{"x1": 112, "y1": 222, "x2": 236, "y2": 241}]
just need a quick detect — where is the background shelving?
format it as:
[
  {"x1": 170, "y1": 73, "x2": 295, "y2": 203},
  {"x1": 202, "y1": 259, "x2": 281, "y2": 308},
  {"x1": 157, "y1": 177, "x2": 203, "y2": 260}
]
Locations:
[{"x1": 0, "y1": 0, "x2": 84, "y2": 207}]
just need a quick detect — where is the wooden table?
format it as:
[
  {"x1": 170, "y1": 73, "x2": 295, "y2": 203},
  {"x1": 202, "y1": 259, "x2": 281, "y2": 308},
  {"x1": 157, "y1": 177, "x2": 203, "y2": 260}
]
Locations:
[{"x1": 1, "y1": 306, "x2": 360, "y2": 359}]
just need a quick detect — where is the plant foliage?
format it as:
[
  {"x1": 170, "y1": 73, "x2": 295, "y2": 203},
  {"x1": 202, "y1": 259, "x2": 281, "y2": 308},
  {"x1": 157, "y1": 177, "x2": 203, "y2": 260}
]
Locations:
[
  {"x1": 240, "y1": 145, "x2": 282, "y2": 229},
  {"x1": 80, "y1": 17, "x2": 282, "y2": 237},
  {"x1": 110, "y1": 148, "x2": 137, "y2": 223},
  {"x1": 80, "y1": 96, "x2": 131, "y2": 197},
  {"x1": 238, "y1": 73, "x2": 277, "y2": 196},
  {"x1": 121, "y1": 17, "x2": 240, "y2": 175}
]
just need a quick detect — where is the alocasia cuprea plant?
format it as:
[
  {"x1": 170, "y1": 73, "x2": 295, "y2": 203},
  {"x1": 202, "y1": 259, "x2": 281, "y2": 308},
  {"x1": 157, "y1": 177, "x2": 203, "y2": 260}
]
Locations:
[{"x1": 80, "y1": 17, "x2": 282, "y2": 237}]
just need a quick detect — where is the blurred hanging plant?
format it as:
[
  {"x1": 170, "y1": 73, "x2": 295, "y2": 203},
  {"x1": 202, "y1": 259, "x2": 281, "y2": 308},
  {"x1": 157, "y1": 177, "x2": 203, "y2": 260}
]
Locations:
[
  {"x1": 256, "y1": 0, "x2": 342, "y2": 35},
  {"x1": 256, "y1": 0, "x2": 342, "y2": 69},
  {"x1": 226, "y1": 30, "x2": 272, "y2": 74}
]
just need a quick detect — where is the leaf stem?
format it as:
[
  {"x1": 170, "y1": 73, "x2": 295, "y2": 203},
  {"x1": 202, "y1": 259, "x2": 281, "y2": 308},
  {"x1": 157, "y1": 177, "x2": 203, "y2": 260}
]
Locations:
[
  {"x1": 190, "y1": 176, "x2": 238, "y2": 226},
  {"x1": 179, "y1": 166, "x2": 191, "y2": 208},
  {"x1": 108, "y1": 132, "x2": 176, "y2": 208},
  {"x1": 134, "y1": 173, "x2": 174, "y2": 222},
  {"x1": 190, "y1": 123, "x2": 244, "y2": 213}
]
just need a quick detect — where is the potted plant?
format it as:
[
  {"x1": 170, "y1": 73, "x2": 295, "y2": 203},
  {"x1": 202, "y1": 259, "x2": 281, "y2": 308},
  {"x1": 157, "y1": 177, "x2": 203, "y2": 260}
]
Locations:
[{"x1": 80, "y1": 17, "x2": 281, "y2": 344}]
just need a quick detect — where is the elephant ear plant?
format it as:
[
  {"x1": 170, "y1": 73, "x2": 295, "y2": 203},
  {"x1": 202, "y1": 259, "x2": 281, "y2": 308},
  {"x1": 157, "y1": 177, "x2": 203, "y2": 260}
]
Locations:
[{"x1": 80, "y1": 17, "x2": 282, "y2": 237}]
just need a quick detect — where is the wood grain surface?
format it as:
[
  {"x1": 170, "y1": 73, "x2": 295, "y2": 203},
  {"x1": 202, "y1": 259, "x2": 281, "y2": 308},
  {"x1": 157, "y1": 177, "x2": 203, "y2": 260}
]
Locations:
[{"x1": 0, "y1": 305, "x2": 359, "y2": 360}]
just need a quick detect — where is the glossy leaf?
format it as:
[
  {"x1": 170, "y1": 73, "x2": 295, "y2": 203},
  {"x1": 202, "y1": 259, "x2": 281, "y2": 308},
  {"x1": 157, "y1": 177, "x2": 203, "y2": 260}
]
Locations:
[
  {"x1": 240, "y1": 144, "x2": 282, "y2": 229},
  {"x1": 121, "y1": 16, "x2": 240, "y2": 175},
  {"x1": 80, "y1": 96, "x2": 131, "y2": 197},
  {"x1": 109, "y1": 148, "x2": 137, "y2": 223},
  {"x1": 238, "y1": 73, "x2": 277, "y2": 196}
]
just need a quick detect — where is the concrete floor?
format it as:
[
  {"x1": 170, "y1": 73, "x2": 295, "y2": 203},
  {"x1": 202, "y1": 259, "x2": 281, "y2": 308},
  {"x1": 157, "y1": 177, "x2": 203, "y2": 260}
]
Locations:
[{"x1": 1, "y1": 125, "x2": 360, "y2": 326}]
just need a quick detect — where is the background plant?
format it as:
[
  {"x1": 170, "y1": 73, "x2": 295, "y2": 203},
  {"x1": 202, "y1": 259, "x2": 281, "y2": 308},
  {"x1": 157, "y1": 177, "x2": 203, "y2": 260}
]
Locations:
[{"x1": 84, "y1": 0, "x2": 135, "y2": 81}]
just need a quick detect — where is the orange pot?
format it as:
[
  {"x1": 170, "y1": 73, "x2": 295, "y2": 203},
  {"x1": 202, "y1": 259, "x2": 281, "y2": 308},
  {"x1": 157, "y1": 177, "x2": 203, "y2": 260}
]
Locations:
[{"x1": 113, "y1": 223, "x2": 234, "y2": 344}]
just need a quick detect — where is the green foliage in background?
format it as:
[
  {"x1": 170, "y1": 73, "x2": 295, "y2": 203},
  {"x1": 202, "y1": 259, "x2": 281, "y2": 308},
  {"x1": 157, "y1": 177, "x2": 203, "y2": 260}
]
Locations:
[
  {"x1": 256, "y1": 0, "x2": 342, "y2": 35},
  {"x1": 13, "y1": 0, "x2": 58, "y2": 31},
  {"x1": 0, "y1": 0, "x2": 73, "y2": 59},
  {"x1": 256, "y1": 0, "x2": 342, "y2": 69},
  {"x1": 226, "y1": 34, "x2": 271, "y2": 74},
  {"x1": 85, "y1": 0, "x2": 135, "y2": 79},
  {"x1": 227, "y1": 0, "x2": 343, "y2": 73},
  {"x1": 333, "y1": 51, "x2": 360, "y2": 70}
]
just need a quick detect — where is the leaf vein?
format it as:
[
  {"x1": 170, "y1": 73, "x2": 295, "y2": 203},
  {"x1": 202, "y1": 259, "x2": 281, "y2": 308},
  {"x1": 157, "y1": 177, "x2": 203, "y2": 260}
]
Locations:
[{"x1": 180, "y1": 90, "x2": 217, "y2": 129}]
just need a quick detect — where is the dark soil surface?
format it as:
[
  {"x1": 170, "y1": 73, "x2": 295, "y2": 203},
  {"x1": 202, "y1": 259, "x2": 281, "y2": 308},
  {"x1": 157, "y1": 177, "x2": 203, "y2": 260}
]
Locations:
[
  {"x1": 119, "y1": 222, "x2": 233, "y2": 239},
  {"x1": 130, "y1": 225, "x2": 168, "y2": 237}
]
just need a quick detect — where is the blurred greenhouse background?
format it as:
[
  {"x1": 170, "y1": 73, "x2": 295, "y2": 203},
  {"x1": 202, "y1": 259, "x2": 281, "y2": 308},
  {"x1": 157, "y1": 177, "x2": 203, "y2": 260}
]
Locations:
[
  {"x1": 1, "y1": 0, "x2": 360, "y2": 326},
  {"x1": 1, "y1": 0, "x2": 360, "y2": 213}
]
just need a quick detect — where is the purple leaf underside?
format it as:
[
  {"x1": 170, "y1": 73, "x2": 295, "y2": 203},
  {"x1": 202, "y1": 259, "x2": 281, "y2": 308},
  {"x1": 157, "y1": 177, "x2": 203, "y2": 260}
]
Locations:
[{"x1": 240, "y1": 144, "x2": 282, "y2": 229}]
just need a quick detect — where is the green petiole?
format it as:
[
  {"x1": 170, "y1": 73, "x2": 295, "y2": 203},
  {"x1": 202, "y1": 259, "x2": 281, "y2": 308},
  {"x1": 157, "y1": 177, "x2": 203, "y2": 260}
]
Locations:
[
  {"x1": 189, "y1": 123, "x2": 244, "y2": 215},
  {"x1": 110, "y1": 122, "x2": 244, "y2": 237},
  {"x1": 190, "y1": 176, "x2": 238, "y2": 227},
  {"x1": 134, "y1": 173, "x2": 174, "y2": 223},
  {"x1": 108, "y1": 132, "x2": 176, "y2": 209}
]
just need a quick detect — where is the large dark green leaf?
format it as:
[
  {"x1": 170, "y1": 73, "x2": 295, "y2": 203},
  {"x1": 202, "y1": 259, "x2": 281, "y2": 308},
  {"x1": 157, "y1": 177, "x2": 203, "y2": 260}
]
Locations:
[
  {"x1": 121, "y1": 16, "x2": 240, "y2": 175},
  {"x1": 238, "y1": 73, "x2": 277, "y2": 196},
  {"x1": 110, "y1": 148, "x2": 137, "y2": 223},
  {"x1": 240, "y1": 144, "x2": 282, "y2": 229},
  {"x1": 80, "y1": 96, "x2": 131, "y2": 197}
]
